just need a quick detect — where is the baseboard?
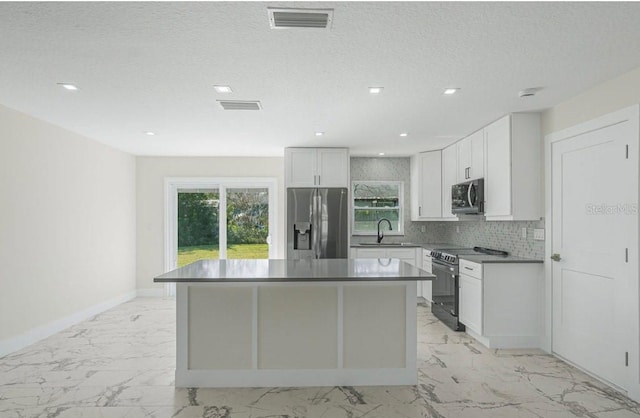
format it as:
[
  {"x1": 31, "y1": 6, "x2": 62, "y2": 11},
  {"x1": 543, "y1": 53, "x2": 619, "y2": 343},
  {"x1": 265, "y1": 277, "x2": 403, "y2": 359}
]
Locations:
[
  {"x1": 136, "y1": 287, "x2": 166, "y2": 298},
  {"x1": 466, "y1": 328, "x2": 541, "y2": 349},
  {"x1": 0, "y1": 290, "x2": 136, "y2": 358}
]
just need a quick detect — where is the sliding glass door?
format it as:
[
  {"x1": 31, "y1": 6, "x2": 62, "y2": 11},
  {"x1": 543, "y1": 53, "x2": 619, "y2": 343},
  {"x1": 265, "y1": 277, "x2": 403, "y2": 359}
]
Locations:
[
  {"x1": 226, "y1": 188, "x2": 269, "y2": 259},
  {"x1": 177, "y1": 189, "x2": 220, "y2": 267},
  {"x1": 165, "y1": 178, "x2": 277, "y2": 295}
]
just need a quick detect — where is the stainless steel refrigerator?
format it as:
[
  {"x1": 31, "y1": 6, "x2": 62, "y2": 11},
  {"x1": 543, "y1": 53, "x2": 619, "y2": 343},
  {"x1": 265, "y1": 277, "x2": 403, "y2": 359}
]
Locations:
[{"x1": 287, "y1": 188, "x2": 349, "y2": 259}]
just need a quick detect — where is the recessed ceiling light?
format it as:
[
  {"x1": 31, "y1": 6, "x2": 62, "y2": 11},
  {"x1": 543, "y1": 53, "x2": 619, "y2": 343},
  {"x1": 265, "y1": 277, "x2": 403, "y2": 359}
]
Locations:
[
  {"x1": 369, "y1": 87, "x2": 384, "y2": 94},
  {"x1": 144, "y1": 131, "x2": 156, "y2": 136},
  {"x1": 315, "y1": 132, "x2": 324, "y2": 136},
  {"x1": 214, "y1": 85, "x2": 233, "y2": 93},
  {"x1": 400, "y1": 133, "x2": 408, "y2": 137},
  {"x1": 378, "y1": 152, "x2": 385, "y2": 156},
  {"x1": 58, "y1": 83, "x2": 78, "y2": 91},
  {"x1": 518, "y1": 88, "x2": 538, "y2": 98},
  {"x1": 443, "y1": 88, "x2": 460, "y2": 95}
]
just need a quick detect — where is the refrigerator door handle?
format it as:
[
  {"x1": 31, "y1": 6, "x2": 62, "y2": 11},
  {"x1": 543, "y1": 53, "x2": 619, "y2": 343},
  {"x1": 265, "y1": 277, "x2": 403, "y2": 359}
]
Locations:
[{"x1": 313, "y1": 189, "x2": 321, "y2": 259}]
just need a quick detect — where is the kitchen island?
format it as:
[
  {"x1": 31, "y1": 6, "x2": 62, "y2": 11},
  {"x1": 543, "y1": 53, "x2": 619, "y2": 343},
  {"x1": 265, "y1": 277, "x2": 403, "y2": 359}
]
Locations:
[{"x1": 155, "y1": 258, "x2": 433, "y2": 388}]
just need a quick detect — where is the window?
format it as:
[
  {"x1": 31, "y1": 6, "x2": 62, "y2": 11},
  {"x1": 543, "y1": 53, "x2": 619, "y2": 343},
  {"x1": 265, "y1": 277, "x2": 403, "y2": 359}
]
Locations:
[{"x1": 352, "y1": 181, "x2": 404, "y2": 235}]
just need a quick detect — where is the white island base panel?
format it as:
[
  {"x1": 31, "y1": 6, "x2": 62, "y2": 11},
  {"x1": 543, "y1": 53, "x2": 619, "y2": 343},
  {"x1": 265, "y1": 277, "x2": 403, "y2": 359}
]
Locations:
[{"x1": 175, "y1": 281, "x2": 417, "y2": 387}]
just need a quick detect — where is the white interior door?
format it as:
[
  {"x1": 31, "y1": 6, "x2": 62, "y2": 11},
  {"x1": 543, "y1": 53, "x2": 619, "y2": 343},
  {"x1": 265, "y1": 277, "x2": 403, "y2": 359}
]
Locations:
[{"x1": 551, "y1": 116, "x2": 637, "y2": 390}]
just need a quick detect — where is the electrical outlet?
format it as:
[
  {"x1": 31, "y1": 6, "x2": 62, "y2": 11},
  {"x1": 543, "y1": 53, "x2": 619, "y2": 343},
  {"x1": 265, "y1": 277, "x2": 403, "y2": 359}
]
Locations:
[
  {"x1": 421, "y1": 225, "x2": 426, "y2": 233},
  {"x1": 521, "y1": 227, "x2": 527, "y2": 238},
  {"x1": 534, "y1": 229, "x2": 545, "y2": 240},
  {"x1": 456, "y1": 226, "x2": 460, "y2": 233}
]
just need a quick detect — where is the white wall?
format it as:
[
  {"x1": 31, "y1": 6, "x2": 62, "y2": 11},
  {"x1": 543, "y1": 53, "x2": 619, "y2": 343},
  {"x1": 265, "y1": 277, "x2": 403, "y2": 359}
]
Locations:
[
  {"x1": 135, "y1": 157, "x2": 285, "y2": 293},
  {"x1": 543, "y1": 66, "x2": 640, "y2": 135},
  {"x1": 0, "y1": 104, "x2": 136, "y2": 353}
]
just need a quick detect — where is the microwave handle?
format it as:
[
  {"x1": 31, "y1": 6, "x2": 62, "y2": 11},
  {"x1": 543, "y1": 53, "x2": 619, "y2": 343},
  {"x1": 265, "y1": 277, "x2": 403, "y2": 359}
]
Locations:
[{"x1": 468, "y1": 183, "x2": 477, "y2": 207}]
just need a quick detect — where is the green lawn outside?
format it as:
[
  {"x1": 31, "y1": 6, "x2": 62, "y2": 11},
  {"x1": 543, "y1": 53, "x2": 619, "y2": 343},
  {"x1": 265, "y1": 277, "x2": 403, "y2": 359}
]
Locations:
[{"x1": 177, "y1": 244, "x2": 269, "y2": 266}]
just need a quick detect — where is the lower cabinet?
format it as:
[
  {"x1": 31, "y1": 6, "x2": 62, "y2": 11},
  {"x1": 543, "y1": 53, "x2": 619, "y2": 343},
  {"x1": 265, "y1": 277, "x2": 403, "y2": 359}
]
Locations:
[
  {"x1": 459, "y1": 273, "x2": 482, "y2": 334},
  {"x1": 351, "y1": 247, "x2": 423, "y2": 300},
  {"x1": 458, "y1": 259, "x2": 543, "y2": 349},
  {"x1": 421, "y1": 251, "x2": 433, "y2": 303}
]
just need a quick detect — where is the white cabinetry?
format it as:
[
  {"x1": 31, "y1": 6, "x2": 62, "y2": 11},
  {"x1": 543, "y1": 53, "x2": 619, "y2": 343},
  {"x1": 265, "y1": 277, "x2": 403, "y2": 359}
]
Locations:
[
  {"x1": 421, "y1": 250, "x2": 433, "y2": 302},
  {"x1": 351, "y1": 247, "x2": 424, "y2": 299},
  {"x1": 459, "y1": 260, "x2": 483, "y2": 335},
  {"x1": 285, "y1": 148, "x2": 349, "y2": 188},
  {"x1": 441, "y1": 145, "x2": 458, "y2": 220},
  {"x1": 410, "y1": 151, "x2": 442, "y2": 220},
  {"x1": 483, "y1": 114, "x2": 541, "y2": 220},
  {"x1": 457, "y1": 130, "x2": 484, "y2": 182},
  {"x1": 458, "y1": 259, "x2": 543, "y2": 349}
]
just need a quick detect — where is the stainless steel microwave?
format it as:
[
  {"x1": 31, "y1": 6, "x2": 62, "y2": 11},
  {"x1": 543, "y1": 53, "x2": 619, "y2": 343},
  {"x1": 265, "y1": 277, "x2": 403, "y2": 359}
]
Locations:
[{"x1": 452, "y1": 179, "x2": 484, "y2": 215}]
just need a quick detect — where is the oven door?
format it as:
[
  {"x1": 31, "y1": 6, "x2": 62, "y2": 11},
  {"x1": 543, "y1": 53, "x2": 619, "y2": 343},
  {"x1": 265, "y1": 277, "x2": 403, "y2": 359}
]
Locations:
[{"x1": 431, "y1": 259, "x2": 464, "y2": 331}]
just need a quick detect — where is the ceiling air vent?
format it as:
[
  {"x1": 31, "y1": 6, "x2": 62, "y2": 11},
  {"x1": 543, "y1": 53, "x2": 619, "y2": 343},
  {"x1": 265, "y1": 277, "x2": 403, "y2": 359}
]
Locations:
[
  {"x1": 268, "y1": 8, "x2": 333, "y2": 29},
  {"x1": 218, "y1": 100, "x2": 262, "y2": 111}
]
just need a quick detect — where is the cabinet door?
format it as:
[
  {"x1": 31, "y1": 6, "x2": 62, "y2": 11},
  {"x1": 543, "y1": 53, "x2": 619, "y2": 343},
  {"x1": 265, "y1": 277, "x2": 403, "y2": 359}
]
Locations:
[
  {"x1": 354, "y1": 248, "x2": 387, "y2": 259},
  {"x1": 457, "y1": 137, "x2": 471, "y2": 182},
  {"x1": 468, "y1": 130, "x2": 485, "y2": 180},
  {"x1": 422, "y1": 253, "x2": 433, "y2": 302},
  {"x1": 317, "y1": 148, "x2": 349, "y2": 187},
  {"x1": 285, "y1": 148, "x2": 317, "y2": 187},
  {"x1": 459, "y1": 273, "x2": 483, "y2": 335},
  {"x1": 387, "y1": 248, "x2": 416, "y2": 260},
  {"x1": 417, "y1": 151, "x2": 442, "y2": 219},
  {"x1": 484, "y1": 116, "x2": 512, "y2": 217},
  {"x1": 422, "y1": 254, "x2": 433, "y2": 274},
  {"x1": 441, "y1": 145, "x2": 458, "y2": 219}
]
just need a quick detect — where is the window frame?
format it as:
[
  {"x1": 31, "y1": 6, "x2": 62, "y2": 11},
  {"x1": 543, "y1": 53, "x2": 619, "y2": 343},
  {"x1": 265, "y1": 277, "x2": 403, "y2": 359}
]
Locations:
[{"x1": 351, "y1": 180, "x2": 404, "y2": 236}]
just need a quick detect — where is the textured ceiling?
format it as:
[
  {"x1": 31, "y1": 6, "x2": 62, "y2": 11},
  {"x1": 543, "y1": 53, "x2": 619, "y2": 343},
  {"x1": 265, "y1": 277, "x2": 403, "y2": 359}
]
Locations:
[{"x1": 1, "y1": 2, "x2": 640, "y2": 157}]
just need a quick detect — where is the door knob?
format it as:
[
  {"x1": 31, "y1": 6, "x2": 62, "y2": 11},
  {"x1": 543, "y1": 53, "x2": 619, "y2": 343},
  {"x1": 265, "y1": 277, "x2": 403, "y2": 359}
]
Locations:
[{"x1": 550, "y1": 253, "x2": 562, "y2": 262}]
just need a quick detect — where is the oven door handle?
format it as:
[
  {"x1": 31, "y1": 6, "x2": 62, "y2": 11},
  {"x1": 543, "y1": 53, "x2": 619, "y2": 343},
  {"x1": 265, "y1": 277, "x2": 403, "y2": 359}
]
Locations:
[{"x1": 431, "y1": 259, "x2": 456, "y2": 274}]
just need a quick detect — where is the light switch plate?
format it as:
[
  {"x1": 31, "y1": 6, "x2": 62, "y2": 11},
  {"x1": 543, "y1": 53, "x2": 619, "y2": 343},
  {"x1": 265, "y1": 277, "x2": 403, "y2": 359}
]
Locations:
[
  {"x1": 421, "y1": 225, "x2": 426, "y2": 233},
  {"x1": 521, "y1": 227, "x2": 527, "y2": 238},
  {"x1": 534, "y1": 229, "x2": 545, "y2": 240}
]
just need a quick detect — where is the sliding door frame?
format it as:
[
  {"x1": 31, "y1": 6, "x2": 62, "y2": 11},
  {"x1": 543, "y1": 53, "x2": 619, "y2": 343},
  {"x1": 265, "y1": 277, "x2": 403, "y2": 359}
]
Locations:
[{"x1": 164, "y1": 177, "x2": 278, "y2": 295}]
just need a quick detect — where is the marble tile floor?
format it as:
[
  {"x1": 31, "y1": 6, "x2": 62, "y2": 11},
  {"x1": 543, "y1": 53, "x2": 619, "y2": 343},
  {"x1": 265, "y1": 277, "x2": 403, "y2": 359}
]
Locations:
[{"x1": 1, "y1": 298, "x2": 640, "y2": 418}]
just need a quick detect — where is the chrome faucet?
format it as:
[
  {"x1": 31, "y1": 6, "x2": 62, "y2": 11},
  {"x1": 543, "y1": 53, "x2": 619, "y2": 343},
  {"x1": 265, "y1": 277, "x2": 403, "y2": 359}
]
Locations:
[{"x1": 377, "y1": 218, "x2": 392, "y2": 244}]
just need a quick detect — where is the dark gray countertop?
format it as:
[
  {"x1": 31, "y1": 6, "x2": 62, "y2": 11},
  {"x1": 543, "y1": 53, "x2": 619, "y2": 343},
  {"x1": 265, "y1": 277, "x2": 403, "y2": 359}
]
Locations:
[
  {"x1": 418, "y1": 242, "x2": 467, "y2": 251},
  {"x1": 350, "y1": 242, "x2": 422, "y2": 248},
  {"x1": 351, "y1": 241, "x2": 543, "y2": 263},
  {"x1": 419, "y1": 243, "x2": 542, "y2": 263},
  {"x1": 459, "y1": 254, "x2": 544, "y2": 264},
  {"x1": 154, "y1": 259, "x2": 434, "y2": 283}
]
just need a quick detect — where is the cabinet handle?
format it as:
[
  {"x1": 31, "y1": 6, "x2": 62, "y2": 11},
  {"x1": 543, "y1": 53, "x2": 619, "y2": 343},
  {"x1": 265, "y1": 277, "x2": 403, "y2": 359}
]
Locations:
[
  {"x1": 419, "y1": 206, "x2": 422, "y2": 216},
  {"x1": 318, "y1": 175, "x2": 320, "y2": 185},
  {"x1": 464, "y1": 266, "x2": 473, "y2": 270}
]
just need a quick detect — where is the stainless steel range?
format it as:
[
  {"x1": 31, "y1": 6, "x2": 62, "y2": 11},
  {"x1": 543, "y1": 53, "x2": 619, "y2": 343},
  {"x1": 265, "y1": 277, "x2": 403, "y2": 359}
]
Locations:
[{"x1": 429, "y1": 246, "x2": 508, "y2": 331}]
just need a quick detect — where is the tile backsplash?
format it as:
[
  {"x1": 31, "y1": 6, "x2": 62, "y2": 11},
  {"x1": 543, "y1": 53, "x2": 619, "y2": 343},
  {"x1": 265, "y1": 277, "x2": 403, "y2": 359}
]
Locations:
[
  {"x1": 423, "y1": 220, "x2": 545, "y2": 259},
  {"x1": 350, "y1": 156, "x2": 544, "y2": 259}
]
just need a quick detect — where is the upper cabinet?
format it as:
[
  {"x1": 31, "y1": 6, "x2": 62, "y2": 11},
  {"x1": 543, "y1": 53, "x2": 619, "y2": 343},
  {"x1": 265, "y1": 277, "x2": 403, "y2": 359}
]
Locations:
[
  {"x1": 457, "y1": 129, "x2": 484, "y2": 182},
  {"x1": 441, "y1": 145, "x2": 458, "y2": 220},
  {"x1": 411, "y1": 151, "x2": 443, "y2": 220},
  {"x1": 483, "y1": 113, "x2": 542, "y2": 221},
  {"x1": 285, "y1": 148, "x2": 349, "y2": 188}
]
